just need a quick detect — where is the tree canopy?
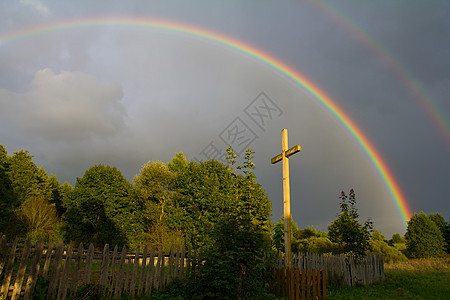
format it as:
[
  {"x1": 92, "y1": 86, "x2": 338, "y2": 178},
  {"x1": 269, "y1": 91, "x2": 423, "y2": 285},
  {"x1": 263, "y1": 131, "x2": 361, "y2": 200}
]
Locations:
[
  {"x1": 62, "y1": 165, "x2": 143, "y2": 248},
  {"x1": 405, "y1": 212, "x2": 445, "y2": 258},
  {"x1": 328, "y1": 189, "x2": 372, "y2": 259}
]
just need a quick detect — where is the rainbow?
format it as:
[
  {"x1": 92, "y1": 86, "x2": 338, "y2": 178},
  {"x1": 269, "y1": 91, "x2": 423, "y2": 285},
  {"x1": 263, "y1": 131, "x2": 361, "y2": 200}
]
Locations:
[
  {"x1": 308, "y1": 0, "x2": 450, "y2": 149},
  {"x1": 0, "y1": 17, "x2": 412, "y2": 225}
]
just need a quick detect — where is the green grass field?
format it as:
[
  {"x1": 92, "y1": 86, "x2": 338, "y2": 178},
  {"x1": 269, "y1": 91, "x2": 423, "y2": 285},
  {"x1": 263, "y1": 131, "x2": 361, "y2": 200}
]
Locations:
[{"x1": 327, "y1": 256, "x2": 450, "y2": 300}]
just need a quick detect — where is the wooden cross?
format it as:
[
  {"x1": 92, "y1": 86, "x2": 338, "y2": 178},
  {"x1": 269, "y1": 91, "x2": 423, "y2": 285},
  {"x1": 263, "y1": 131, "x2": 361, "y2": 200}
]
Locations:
[{"x1": 271, "y1": 129, "x2": 301, "y2": 268}]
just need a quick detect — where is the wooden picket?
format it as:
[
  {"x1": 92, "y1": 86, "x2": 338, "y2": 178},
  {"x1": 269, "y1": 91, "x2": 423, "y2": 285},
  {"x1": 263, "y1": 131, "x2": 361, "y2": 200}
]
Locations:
[
  {"x1": 282, "y1": 252, "x2": 384, "y2": 286},
  {"x1": 0, "y1": 236, "x2": 384, "y2": 299},
  {"x1": 0, "y1": 236, "x2": 199, "y2": 299},
  {"x1": 270, "y1": 267, "x2": 326, "y2": 300}
]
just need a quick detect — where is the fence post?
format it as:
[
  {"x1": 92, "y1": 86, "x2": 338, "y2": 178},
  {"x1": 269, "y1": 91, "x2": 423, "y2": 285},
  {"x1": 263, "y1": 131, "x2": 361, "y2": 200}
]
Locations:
[
  {"x1": 24, "y1": 239, "x2": 44, "y2": 300},
  {"x1": 69, "y1": 243, "x2": 84, "y2": 299},
  {"x1": 56, "y1": 242, "x2": 73, "y2": 300},
  {"x1": 1, "y1": 237, "x2": 18, "y2": 299},
  {"x1": 83, "y1": 244, "x2": 94, "y2": 284},
  {"x1": 11, "y1": 238, "x2": 31, "y2": 300},
  {"x1": 47, "y1": 240, "x2": 64, "y2": 299},
  {"x1": 130, "y1": 246, "x2": 140, "y2": 297},
  {"x1": 137, "y1": 245, "x2": 148, "y2": 296},
  {"x1": 114, "y1": 245, "x2": 127, "y2": 299},
  {"x1": 144, "y1": 245, "x2": 155, "y2": 296},
  {"x1": 107, "y1": 245, "x2": 118, "y2": 298}
]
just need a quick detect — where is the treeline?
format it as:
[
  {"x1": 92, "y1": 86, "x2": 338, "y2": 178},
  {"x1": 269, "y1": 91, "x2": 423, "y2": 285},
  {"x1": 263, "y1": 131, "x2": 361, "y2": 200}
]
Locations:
[
  {"x1": 0, "y1": 145, "x2": 272, "y2": 252},
  {"x1": 1, "y1": 144, "x2": 448, "y2": 261}
]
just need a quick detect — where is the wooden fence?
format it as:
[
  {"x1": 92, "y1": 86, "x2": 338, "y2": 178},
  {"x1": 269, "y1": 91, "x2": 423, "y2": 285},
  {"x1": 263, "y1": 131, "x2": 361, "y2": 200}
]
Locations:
[
  {"x1": 0, "y1": 236, "x2": 200, "y2": 299},
  {"x1": 270, "y1": 268, "x2": 326, "y2": 300},
  {"x1": 274, "y1": 252, "x2": 385, "y2": 286},
  {"x1": 0, "y1": 236, "x2": 385, "y2": 299}
]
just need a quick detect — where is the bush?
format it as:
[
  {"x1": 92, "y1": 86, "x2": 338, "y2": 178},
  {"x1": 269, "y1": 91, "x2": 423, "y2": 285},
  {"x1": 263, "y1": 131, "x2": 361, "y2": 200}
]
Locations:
[{"x1": 370, "y1": 240, "x2": 408, "y2": 263}]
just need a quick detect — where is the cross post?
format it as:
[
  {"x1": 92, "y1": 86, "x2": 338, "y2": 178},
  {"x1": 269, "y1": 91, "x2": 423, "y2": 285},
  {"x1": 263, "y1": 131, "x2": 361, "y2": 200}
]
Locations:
[{"x1": 271, "y1": 129, "x2": 301, "y2": 268}]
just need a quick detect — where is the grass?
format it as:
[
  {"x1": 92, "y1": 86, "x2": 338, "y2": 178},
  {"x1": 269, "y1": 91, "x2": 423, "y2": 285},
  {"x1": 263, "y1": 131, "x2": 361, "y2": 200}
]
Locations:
[{"x1": 327, "y1": 256, "x2": 450, "y2": 300}]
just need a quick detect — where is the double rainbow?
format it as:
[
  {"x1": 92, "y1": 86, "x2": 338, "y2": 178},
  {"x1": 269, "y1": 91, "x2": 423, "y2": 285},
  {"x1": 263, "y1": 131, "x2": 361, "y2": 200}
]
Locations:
[{"x1": 0, "y1": 17, "x2": 412, "y2": 225}]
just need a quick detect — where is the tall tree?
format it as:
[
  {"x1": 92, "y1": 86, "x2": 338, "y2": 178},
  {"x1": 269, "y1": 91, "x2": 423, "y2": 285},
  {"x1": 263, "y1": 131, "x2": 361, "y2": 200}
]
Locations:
[
  {"x1": 405, "y1": 212, "x2": 445, "y2": 258},
  {"x1": 428, "y1": 213, "x2": 449, "y2": 253},
  {"x1": 62, "y1": 165, "x2": 143, "y2": 248},
  {"x1": 328, "y1": 189, "x2": 372, "y2": 259},
  {"x1": 9, "y1": 150, "x2": 51, "y2": 203},
  {"x1": 134, "y1": 161, "x2": 176, "y2": 221},
  {"x1": 0, "y1": 145, "x2": 14, "y2": 233}
]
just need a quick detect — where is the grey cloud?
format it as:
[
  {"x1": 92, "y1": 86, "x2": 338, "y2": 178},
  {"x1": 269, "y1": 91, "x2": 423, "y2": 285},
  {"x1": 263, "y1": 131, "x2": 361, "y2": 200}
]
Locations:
[{"x1": 0, "y1": 68, "x2": 126, "y2": 141}]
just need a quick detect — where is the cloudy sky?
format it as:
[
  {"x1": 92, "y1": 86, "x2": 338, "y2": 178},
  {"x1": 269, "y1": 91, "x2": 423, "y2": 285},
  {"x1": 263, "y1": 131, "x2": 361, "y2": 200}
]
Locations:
[{"x1": 1, "y1": 0, "x2": 449, "y2": 237}]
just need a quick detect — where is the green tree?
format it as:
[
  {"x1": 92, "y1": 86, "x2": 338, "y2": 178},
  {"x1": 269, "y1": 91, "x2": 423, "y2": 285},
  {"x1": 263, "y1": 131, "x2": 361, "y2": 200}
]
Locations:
[
  {"x1": 171, "y1": 158, "x2": 236, "y2": 248},
  {"x1": 17, "y1": 197, "x2": 60, "y2": 243},
  {"x1": 328, "y1": 189, "x2": 372, "y2": 259},
  {"x1": 187, "y1": 148, "x2": 274, "y2": 299},
  {"x1": 62, "y1": 165, "x2": 143, "y2": 248},
  {"x1": 429, "y1": 213, "x2": 449, "y2": 253},
  {"x1": 391, "y1": 233, "x2": 404, "y2": 244},
  {"x1": 47, "y1": 175, "x2": 72, "y2": 216},
  {"x1": 9, "y1": 150, "x2": 51, "y2": 203},
  {"x1": 405, "y1": 212, "x2": 445, "y2": 258},
  {"x1": 273, "y1": 216, "x2": 300, "y2": 253},
  {"x1": 134, "y1": 161, "x2": 176, "y2": 221},
  {"x1": 0, "y1": 145, "x2": 14, "y2": 233},
  {"x1": 372, "y1": 230, "x2": 385, "y2": 241},
  {"x1": 167, "y1": 152, "x2": 188, "y2": 173},
  {"x1": 134, "y1": 161, "x2": 183, "y2": 251}
]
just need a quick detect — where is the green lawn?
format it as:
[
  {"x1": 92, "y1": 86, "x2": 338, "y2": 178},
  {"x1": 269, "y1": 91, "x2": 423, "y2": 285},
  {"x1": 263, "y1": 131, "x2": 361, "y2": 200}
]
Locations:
[{"x1": 327, "y1": 257, "x2": 450, "y2": 300}]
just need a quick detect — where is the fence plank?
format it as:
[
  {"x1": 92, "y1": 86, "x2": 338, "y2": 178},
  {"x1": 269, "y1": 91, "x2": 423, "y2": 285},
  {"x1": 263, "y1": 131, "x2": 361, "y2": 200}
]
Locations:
[
  {"x1": 42, "y1": 241, "x2": 53, "y2": 280},
  {"x1": 137, "y1": 245, "x2": 147, "y2": 296},
  {"x1": 106, "y1": 245, "x2": 118, "y2": 298},
  {"x1": 179, "y1": 246, "x2": 185, "y2": 280},
  {"x1": 114, "y1": 245, "x2": 127, "y2": 299},
  {"x1": 47, "y1": 240, "x2": 64, "y2": 299},
  {"x1": 295, "y1": 268, "x2": 300, "y2": 300},
  {"x1": 123, "y1": 255, "x2": 132, "y2": 293},
  {"x1": 56, "y1": 242, "x2": 73, "y2": 300},
  {"x1": 11, "y1": 238, "x2": 31, "y2": 300},
  {"x1": 167, "y1": 245, "x2": 174, "y2": 285},
  {"x1": 144, "y1": 246, "x2": 155, "y2": 296},
  {"x1": 174, "y1": 246, "x2": 180, "y2": 279},
  {"x1": 69, "y1": 243, "x2": 84, "y2": 299},
  {"x1": 130, "y1": 246, "x2": 140, "y2": 297},
  {"x1": 153, "y1": 246, "x2": 162, "y2": 289},
  {"x1": 301, "y1": 270, "x2": 305, "y2": 300},
  {"x1": 24, "y1": 239, "x2": 44, "y2": 300},
  {"x1": 99, "y1": 244, "x2": 110, "y2": 286},
  {"x1": 0, "y1": 235, "x2": 7, "y2": 275},
  {"x1": 1, "y1": 237, "x2": 18, "y2": 298},
  {"x1": 83, "y1": 244, "x2": 94, "y2": 284}
]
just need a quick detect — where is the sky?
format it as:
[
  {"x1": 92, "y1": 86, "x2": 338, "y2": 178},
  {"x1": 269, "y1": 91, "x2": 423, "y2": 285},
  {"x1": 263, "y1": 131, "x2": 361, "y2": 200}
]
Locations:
[{"x1": 0, "y1": 0, "x2": 449, "y2": 237}]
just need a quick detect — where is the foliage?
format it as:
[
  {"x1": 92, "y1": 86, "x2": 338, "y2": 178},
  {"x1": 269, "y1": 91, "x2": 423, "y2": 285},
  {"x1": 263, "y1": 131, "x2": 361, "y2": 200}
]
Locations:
[
  {"x1": 183, "y1": 147, "x2": 274, "y2": 299},
  {"x1": 272, "y1": 216, "x2": 300, "y2": 253},
  {"x1": 62, "y1": 165, "x2": 144, "y2": 248},
  {"x1": 405, "y1": 212, "x2": 445, "y2": 258},
  {"x1": 134, "y1": 161, "x2": 176, "y2": 222},
  {"x1": 328, "y1": 189, "x2": 372, "y2": 259},
  {"x1": 429, "y1": 213, "x2": 450, "y2": 254},
  {"x1": 297, "y1": 236, "x2": 336, "y2": 254},
  {"x1": 390, "y1": 233, "x2": 404, "y2": 244},
  {"x1": 17, "y1": 197, "x2": 60, "y2": 243},
  {"x1": 371, "y1": 230, "x2": 384, "y2": 241},
  {"x1": 0, "y1": 145, "x2": 14, "y2": 234},
  {"x1": 8, "y1": 150, "x2": 51, "y2": 203},
  {"x1": 370, "y1": 239, "x2": 407, "y2": 263}
]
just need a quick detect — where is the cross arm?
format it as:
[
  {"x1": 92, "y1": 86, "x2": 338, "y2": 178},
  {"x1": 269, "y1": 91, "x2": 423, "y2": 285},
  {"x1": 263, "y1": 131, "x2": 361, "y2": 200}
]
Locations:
[{"x1": 271, "y1": 145, "x2": 301, "y2": 164}]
